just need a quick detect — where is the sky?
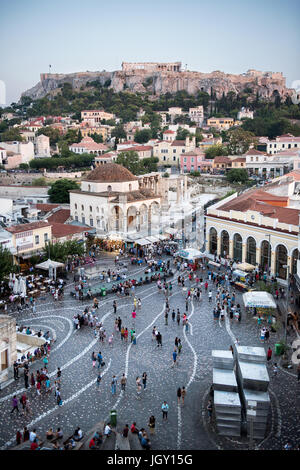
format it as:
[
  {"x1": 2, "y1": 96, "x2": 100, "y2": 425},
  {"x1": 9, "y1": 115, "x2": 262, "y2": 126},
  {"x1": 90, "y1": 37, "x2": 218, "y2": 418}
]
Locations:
[{"x1": 0, "y1": 0, "x2": 299, "y2": 106}]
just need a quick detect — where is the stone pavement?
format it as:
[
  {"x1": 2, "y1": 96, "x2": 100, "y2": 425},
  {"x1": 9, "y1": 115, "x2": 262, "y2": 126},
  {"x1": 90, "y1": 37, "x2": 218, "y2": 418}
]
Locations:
[{"x1": 0, "y1": 254, "x2": 299, "y2": 450}]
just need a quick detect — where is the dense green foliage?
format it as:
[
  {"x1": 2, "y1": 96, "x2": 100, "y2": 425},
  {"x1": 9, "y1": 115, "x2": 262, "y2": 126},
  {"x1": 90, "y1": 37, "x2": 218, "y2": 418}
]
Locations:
[
  {"x1": 226, "y1": 168, "x2": 249, "y2": 183},
  {"x1": 29, "y1": 152, "x2": 94, "y2": 170},
  {"x1": 116, "y1": 151, "x2": 158, "y2": 175},
  {"x1": 48, "y1": 179, "x2": 80, "y2": 203},
  {"x1": 0, "y1": 245, "x2": 16, "y2": 281},
  {"x1": 205, "y1": 144, "x2": 228, "y2": 159},
  {"x1": 43, "y1": 240, "x2": 85, "y2": 262}
]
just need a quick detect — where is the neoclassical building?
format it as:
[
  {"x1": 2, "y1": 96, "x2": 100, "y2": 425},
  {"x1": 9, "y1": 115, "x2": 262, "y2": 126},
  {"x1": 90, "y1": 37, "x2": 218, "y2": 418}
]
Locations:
[
  {"x1": 206, "y1": 188, "x2": 300, "y2": 279},
  {"x1": 69, "y1": 163, "x2": 161, "y2": 238}
]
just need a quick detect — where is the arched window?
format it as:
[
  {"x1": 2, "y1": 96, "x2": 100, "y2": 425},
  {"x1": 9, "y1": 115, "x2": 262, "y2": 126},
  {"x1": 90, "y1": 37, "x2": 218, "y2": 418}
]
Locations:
[
  {"x1": 89, "y1": 206, "x2": 92, "y2": 212},
  {"x1": 88, "y1": 184, "x2": 91, "y2": 192},
  {"x1": 246, "y1": 237, "x2": 256, "y2": 265},
  {"x1": 220, "y1": 230, "x2": 229, "y2": 258},
  {"x1": 209, "y1": 227, "x2": 217, "y2": 255},
  {"x1": 129, "y1": 184, "x2": 132, "y2": 191},
  {"x1": 260, "y1": 240, "x2": 271, "y2": 272},
  {"x1": 75, "y1": 203, "x2": 77, "y2": 210},
  {"x1": 233, "y1": 233, "x2": 242, "y2": 262},
  {"x1": 81, "y1": 204, "x2": 84, "y2": 211},
  {"x1": 107, "y1": 185, "x2": 112, "y2": 192},
  {"x1": 276, "y1": 245, "x2": 288, "y2": 279}
]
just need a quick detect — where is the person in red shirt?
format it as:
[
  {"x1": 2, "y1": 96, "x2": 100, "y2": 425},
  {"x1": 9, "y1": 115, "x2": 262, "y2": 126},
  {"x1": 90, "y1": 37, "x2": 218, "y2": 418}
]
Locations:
[
  {"x1": 89, "y1": 438, "x2": 96, "y2": 449},
  {"x1": 130, "y1": 422, "x2": 139, "y2": 434},
  {"x1": 30, "y1": 439, "x2": 39, "y2": 450},
  {"x1": 267, "y1": 347, "x2": 272, "y2": 361}
]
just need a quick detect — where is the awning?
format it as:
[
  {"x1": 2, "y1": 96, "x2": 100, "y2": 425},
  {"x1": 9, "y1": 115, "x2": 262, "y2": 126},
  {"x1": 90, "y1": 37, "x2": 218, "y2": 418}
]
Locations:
[
  {"x1": 146, "y1": 236, "x2": 160, "y2": 243},
  {"x1": 157, "y1": 234, "x2": 168, "y2": 240},
  {"x1": 136, "y1": 238, "x2": 151, "y2": 246},
  {"x1": 243, "y1": 291, "x2": 277, "y2": 309},
  {"x1": 164, "y1": 228, "x2": 177, "y2": 235},
  {"x1": 236, "y1": 262, "x2": 256, "y2": 272},
  {"x1": 174, "y1": 248, "x2": 204, "y2": 261},
  {"x1": 35, "y1": 259, "x2": 65, "y2": 270}
]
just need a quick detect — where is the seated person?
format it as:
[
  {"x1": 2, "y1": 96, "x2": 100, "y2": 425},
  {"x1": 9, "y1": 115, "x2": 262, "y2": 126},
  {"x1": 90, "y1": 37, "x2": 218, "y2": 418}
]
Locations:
[
  {"x1": 30, "y1": 438, "x2": 39, "y2": 450},
  {"x1": 73, "y1": 427, "x2": 83, "y2": 441},
  {"x1": 93, "y1": 431, "x2": 102, "y2": 445},
  {"x1": 55, "y1": 428, "x2": 63, "y2": 440},
  {"x1": 104, "y1": 423, "x2": 112, "y2": 437},
  {"x1": 137, "y1": 428, "x2": 145, "y2": 441},
  {"x1": 89, "y1": 437, "x2": 96, "y2": 449},
  {"x1": 46, "y1": 428, "x2": 54, "y2": 440}
]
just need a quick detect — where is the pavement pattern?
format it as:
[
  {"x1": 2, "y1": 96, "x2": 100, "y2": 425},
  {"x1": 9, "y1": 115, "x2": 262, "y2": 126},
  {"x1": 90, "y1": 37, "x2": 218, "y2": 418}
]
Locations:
[{"x1": 0, "y1": 253, "x2": 299, "y2": 451}]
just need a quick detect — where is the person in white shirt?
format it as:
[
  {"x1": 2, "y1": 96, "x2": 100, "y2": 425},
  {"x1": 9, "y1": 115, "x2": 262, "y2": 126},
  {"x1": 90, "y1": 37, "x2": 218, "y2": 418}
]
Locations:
[
  {"x1": 29, "y1": 429, "x2": 37, "y2": 442},
  {"x1": 104, "y1": 424, "x2": 112, "y2": 437}
]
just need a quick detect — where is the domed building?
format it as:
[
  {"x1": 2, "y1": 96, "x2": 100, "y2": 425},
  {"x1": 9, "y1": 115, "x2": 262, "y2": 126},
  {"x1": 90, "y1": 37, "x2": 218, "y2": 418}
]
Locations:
[{"x1": 69, "y1": 163, "x2": 161, "y2": 239}]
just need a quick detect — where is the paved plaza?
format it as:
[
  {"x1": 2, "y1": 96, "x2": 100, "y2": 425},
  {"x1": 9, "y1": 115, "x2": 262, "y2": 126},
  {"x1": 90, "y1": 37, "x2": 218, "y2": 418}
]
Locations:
[{"x1": 0, "y1": 253, "x2": 299, "y2": 451}]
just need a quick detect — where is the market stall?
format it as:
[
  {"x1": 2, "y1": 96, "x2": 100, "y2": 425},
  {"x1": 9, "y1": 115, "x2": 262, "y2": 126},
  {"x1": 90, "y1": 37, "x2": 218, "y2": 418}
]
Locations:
[
  {"x1": 35, "y1": 259, "x2": 65, "y2": 281},
  {"x1": 243, "y1": 291, "x2": 277, "y2": 321},
  {"x1": 174, "y1": 248, "x2": 205, "y2": 269}
]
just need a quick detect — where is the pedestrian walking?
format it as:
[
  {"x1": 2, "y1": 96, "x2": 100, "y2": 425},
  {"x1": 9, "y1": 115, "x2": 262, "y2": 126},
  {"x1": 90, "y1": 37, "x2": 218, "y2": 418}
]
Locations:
[
  {"x1": 120, "y1": 374, "x2": 127, "y2": 391},
  {"x1": 161, "y1": 401, "x2": 169, "y2": 420},
  {"x1": 181, "y1": 386, "x2": 186, "y2": 405},
  {"x1": 96, "y1": 374, "x2": 102, "y2": 388},
  {"x1": 111, "y1": 375, "x2": 117, "y2": 395},
  {"x1": 267, "y1": 347, "x2": 272, "y2": 362},
  {"x1": 273, "y1": 363, "x2": 278, "y2": 377},
  {"x1": 156, "y1": 332, "x2": 162, "y2": 348},
  {"x1": 142, "y1": 372, "x2": 147, "y2": 390},
  {"x1": 113, "y1": 300, "x2": 117, "y2": 314},
  {"x1": 10, "y1": 395, "x2": 19, "y2": 415},
  {"x1": 148, "y1": 415, "x2": 155, "y2": 435},
  {"x1": 172, "y1": 349, "x2": 178, "y2": 367},
  {"x1": 13, "y1": 361, "x2": 19, "y2": 380},
  {"x1": 172, "y1": 309, "x2": 176, "y2": 322},
  {"x1": 177, "y1": 387, "x2": 181, "y2": 404},
  {"x1": 136, "y1": 376, "x2": 142, "y2": 396},
  {"x1": 92, "y1": 352, "x2": 97, "y2": 368},
  {"x1": 24, "y1": 369, "x2": 29, "y2": 389}
]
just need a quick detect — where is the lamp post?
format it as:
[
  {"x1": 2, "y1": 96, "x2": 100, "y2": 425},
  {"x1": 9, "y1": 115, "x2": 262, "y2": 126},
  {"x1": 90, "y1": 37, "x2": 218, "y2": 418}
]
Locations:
[
  {"x1": 283, "y1": 264, "x2": 290, "y2": 345},
  {"x1": 264, "y1": 234, "x2": 271, "y2": 277}
]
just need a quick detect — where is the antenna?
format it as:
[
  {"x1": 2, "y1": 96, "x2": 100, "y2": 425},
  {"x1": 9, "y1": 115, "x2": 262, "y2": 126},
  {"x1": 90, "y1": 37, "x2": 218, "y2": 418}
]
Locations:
[{"x1": 49, "y1": 64, "x2": 52, "y2": 74}]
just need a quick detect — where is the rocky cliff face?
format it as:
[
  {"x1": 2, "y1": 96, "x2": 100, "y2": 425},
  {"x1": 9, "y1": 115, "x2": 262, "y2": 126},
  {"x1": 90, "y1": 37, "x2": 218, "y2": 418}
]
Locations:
[{"x1": 22, "y1": 68, "x2": 292, "y2": 101}]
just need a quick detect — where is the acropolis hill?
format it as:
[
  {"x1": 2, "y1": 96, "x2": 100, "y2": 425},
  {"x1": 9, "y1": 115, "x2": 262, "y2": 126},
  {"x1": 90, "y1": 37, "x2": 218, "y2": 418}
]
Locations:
[{"x1": 22, "y1": 62, "x2": 292, "y2": 101}]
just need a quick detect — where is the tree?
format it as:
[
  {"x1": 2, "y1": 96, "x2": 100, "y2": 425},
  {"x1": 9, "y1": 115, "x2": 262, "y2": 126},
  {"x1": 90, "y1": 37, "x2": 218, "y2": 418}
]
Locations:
[
  {"x1": 19, "y1": 163, "x2": 29, "y2": 170},
  {"x1": 226, "y1": 169, "x2": 249, "y2": 183},
  {"x1": 205, "y1": 144, "x2": 228, "y2": 159},
  {"x1": 227, "y1": 128, "x2": 256, "y2": 154},
  {"x1": 37, "y1": 126, "x2": 60, "y2": 146},
  {"x1": 116, "y1": 151, "x2": 141, "y2": 174},
  {"x1": 90, "y1": 133, "x2": 103, "y2": 143},
  {"x1": 111, "y1": 125, "x2": 126, "y2": 140},
  {"x1": 43, "y1": 240, "x2": 84, "y2": 262},
  {"x1": 48, "y1": 179, "x2": 80, "y2": 203},
  {"x1": 0, "y1": 128, "x2": 23, "y2": 142},
  {"x1": 176, "y1": 127, "x2": 191, "y2": 140},
  {"x1": 134, "y1": 128, "x2": 152, "y2": 143},
  {"x1": 0, "y1": 244, "x2": 15, "y2": 281}
]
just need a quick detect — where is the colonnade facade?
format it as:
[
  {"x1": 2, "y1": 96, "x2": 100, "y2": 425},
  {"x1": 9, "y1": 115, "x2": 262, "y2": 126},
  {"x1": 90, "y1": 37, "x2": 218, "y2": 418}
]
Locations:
[{"x1": 206, "y1": 218, "x2": 299, "y2": 280}]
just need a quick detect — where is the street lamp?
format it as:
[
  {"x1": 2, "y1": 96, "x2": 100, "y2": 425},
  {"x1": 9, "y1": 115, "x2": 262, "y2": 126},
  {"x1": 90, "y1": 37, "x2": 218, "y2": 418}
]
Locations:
[
  {"x1": 264, "y1": 234, "x2": 271, "y2": 276},
  {"x1": 283, "y1": 264, "x2": 290, "y2": 345}
]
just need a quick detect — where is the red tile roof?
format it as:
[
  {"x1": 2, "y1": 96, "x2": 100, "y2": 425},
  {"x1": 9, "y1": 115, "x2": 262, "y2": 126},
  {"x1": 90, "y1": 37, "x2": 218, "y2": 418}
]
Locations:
[
  {"x1": 47, "y1": 209, "x2": 70, "y2": 224},
  {"x1": 35, "y1": 203, "x2": 60, "y2": 212},
  {"x1": 171, "y1": 140, "x2": 185, "y2": 146},
  {"x1": 51, "y1": 223, "x2": 89, "y2": 239},
  {"x1": 6, "y1": 221, "x2": 51, "y2": 234}
]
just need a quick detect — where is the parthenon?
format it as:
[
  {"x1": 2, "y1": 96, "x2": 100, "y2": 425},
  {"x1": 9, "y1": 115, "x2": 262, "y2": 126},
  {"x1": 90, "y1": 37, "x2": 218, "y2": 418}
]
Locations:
[{"x1": 122, "y1": 62, "x2": 181, "y2": 72}]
